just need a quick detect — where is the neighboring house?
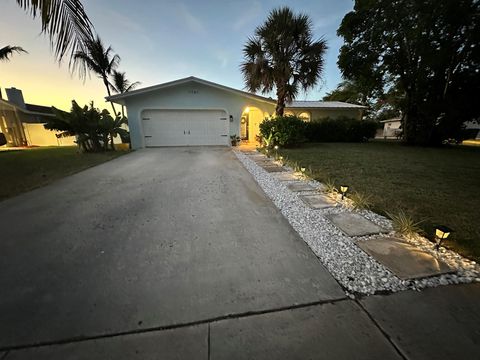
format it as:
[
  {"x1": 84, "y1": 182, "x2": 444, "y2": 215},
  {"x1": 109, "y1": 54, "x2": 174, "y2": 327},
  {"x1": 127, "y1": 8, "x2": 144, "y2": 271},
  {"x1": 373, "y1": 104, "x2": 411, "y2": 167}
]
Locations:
[
  {"x1": 0, "y1": 87, "x2": 75, "y2": 147},
  {"x1": 380, "y1": 118, "x2": 402, "y2": 138},
  {"x1": 464, "y1": 121, "x2": 480, "y2": 140},
  {"x1": 107, "y1": 76, "x2": 366, "y2": 149},
  {"x1": 380, "y1": 118, "x2": 480, "y2": 141}
]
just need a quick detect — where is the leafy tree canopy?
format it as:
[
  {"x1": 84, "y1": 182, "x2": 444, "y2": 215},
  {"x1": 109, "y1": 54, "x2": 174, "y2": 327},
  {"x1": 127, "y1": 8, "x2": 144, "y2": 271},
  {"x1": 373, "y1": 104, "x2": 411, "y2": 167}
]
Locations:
[{"x1": 337, "y1": 0, "x2": 480, "y2": 145}]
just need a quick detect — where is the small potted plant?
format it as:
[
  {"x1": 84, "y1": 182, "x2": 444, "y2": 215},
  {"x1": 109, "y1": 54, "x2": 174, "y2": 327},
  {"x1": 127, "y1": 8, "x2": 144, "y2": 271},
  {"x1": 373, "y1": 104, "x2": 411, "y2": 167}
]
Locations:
[{"x1": 230, "y1": 134, "x2": 241, "y2": 146}]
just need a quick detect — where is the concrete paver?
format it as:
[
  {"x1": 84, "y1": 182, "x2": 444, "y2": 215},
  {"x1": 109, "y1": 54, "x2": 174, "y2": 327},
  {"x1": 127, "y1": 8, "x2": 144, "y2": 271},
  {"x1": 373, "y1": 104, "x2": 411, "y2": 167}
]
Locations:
[
  {"x1": 326, "y1": 213, "x2": 385, "y2": 236},
  {"x1": 357, "y1": 237, "x2": 452, "y2": 279},
  {"x1": 0, "y1": 148, "x2": 344, "y2": 349},
  {"x1": 260, "y1": 165, "x2": 287, "y2": 172},
  {"x1": 298, "y1": 194, "x2": 337, "y2": 209},
  {"x1": 287, "y1": 183, "x2": 317, "y2": 192},
  {"x1": 210, "y1": 301, "x2": 403, "y2": 360},
  {"x1": 5, "y1": 325, "x2": 207, "y2": 360},
  {"x1": 272, "y1": 172, "x2": 299, "y2": 181},
  {"x1": 361, "y1": 284, "x2": 480, "y2": 360}
]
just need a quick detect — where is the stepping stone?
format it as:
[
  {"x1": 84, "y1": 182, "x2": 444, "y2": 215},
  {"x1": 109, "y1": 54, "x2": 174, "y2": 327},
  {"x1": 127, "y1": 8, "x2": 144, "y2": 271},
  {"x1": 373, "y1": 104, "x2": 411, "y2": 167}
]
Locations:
[
  {"x1": 357, "y1": 237, "x2": 453, "y2": 280},
  {"x1": 299, "y1": 194, "x2": 337, "y2": 209},
  {"x1": 326, "y1": 213, "x2": 385, "y2": 237},
  {"x1": 272, "y1": 172, "x2": 299, "y2": 181},
  {"x1": 288, "y1": 182, "x2": 317, "y2": 192},
  {"x1": 261, "y1": 165, "x2": 287, "y2": 173}
]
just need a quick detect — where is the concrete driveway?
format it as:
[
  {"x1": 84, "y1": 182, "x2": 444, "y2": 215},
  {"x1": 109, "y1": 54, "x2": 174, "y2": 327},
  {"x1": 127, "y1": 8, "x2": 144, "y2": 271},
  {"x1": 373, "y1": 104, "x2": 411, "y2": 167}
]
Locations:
[{"x1": 0, "y1": 148, "x2": 345, "y2": 349}]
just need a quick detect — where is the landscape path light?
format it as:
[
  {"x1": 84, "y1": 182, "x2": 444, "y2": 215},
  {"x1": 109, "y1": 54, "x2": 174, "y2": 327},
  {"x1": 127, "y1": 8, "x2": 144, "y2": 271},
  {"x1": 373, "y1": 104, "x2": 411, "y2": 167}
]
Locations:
[
  {"x1": 434, "y1": 225, "x2": 452, "y2": 250},
  {"x1": 340, "y1": 185, "x2": 349, "y2": 200}
]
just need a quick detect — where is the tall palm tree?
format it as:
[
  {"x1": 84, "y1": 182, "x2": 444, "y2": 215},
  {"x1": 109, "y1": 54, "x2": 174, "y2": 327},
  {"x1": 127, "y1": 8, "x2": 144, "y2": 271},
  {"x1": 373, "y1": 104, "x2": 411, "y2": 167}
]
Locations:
[
  {"x1": 16, "y1": 0, "x2": 94, "y2": 65},
  {"x1": 73, "y1": 36, "x2": 120, "y2": 115},
  {"x1": 110, "y1": 70, "x2": 140, "y2": 117},
  {"x1": 241, "y1": 6, "x2": 327, "y2": 116},
  {"x1": 0, "y1": 45, "x2": 27, "y2": 61}
]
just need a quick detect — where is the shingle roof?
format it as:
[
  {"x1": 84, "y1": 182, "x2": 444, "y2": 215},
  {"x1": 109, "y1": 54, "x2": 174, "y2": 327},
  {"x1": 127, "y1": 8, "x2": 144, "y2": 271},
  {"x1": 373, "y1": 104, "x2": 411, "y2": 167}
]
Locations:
[
  {"x1": 106, "y1": 77, "x2": 365, "y2": 110},
  {"x1": 25, "y1": 103, "x2": 54, "y2": 115}
]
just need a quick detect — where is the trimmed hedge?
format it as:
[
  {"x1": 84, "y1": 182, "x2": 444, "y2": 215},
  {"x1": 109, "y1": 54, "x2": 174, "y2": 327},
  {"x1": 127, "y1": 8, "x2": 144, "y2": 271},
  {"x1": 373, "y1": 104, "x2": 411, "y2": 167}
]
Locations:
[
  {"x1": 305, "y1": 117, "x2": 377, "y2": 142},
  {"x1": 259, "y1": 115, "x2": 307, "y2": 147},
  {"x1": 258, "y1": 115, "x2": 377, "y2": 147}
]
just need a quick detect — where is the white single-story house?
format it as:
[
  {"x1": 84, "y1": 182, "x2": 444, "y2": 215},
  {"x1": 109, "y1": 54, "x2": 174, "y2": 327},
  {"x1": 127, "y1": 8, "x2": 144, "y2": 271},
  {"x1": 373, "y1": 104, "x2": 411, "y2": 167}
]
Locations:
[
  {"x1": 106, "y1": 76, "x2": 366, "y2": 149},
  {"x1": 380, "y1": 118, "x2": 402, "y2": 138}
]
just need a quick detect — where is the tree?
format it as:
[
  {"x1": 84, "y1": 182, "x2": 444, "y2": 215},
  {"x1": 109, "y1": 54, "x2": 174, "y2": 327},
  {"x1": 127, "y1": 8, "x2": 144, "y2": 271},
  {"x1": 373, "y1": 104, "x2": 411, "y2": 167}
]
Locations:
[
  {"x1": 241, "y1": 6, "x2": 327, "y2": 116},
  {"x1": 15, "y1": 0, "x2": 94, "y2": 65},
  {"x1": 46, "y1": 100, "x2": 127, "y2": 152},
  {"x1": 0, "y1": 45, "x2": 27, "y2": 61},
  {"x1": 337, "y1": 0, "x2": 480, "y2": 145},
  {"x1": 110, "y1": 70, "x2": 140, "y2": 117},
  {"x1": 73, "y1": 36, "x2": 120, "y2": 115},
  {"x1": 322, "y1": 80, "x2": 372, "y2": 105}
]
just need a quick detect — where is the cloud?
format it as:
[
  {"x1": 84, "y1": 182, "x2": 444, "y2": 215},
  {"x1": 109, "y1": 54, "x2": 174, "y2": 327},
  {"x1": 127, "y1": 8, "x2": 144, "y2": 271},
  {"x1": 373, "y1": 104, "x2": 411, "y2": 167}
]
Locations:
[
  {"x1": 232, "y1": 1, "x2": 262, "y2": 31},
  {"x1": 176, "y1": 3, "x2": 206, "y2": 34}
]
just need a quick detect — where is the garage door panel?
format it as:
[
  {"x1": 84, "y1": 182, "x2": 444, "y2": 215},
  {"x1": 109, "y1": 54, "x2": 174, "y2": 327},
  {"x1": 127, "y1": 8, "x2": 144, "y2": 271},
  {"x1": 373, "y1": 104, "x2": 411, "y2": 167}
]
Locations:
[{"x1": 142, "y1": 110, "x2": 228, "y2": 147}]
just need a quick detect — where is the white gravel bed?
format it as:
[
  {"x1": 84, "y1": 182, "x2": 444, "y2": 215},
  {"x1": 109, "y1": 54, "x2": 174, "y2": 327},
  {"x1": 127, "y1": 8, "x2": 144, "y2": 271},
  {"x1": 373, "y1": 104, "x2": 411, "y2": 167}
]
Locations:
[{"x1": 234, "y1": 150, "x2": 480, "y2": 296}]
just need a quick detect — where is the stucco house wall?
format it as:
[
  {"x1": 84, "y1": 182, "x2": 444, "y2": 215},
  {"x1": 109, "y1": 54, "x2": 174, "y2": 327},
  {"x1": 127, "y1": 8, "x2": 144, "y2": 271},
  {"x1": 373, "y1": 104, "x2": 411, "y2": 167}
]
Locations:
[
  {"x1": 285, "y1": 107, "x2": 364, "y2": 121},
  {"x1": 123, "y1": 81, "x2": 275, "y2": 149}
]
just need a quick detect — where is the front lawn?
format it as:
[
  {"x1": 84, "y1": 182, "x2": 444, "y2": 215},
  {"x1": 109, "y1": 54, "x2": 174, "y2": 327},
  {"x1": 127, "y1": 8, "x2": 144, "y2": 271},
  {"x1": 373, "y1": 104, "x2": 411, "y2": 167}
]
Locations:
[
  {"x1": 278, "y1": 142, "x2": 480, "y2": 261},
  {"x1": 0, "y1": 147, "x2": 126, "y2": 201}
]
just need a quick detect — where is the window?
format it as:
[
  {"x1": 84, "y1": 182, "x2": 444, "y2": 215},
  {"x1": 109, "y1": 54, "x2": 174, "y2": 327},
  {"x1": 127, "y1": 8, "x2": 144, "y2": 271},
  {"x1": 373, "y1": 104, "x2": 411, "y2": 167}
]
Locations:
[
  {"x1": 298, "y1": 112, "x2": 311, "y2": 122},
  {"x1": 284, "y1": 110, "x2": 295, "y2": 117}
]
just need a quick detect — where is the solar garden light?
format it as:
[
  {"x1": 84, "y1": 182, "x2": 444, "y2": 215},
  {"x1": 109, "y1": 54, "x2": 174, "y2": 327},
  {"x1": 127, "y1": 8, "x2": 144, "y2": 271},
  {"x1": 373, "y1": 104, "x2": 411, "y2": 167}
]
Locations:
[
  {"x1": 434, "y1": 225, "x2": 452, "y2": 250},
  {"x1": 300, "y1": 167, "x2": 306, "y2": 174},
  {"x1": 274, "y1": 145, "x2": 279, "y2": 150},
  {"x1": 340, "y1": 185, "x2": 349, "y2": 200}
]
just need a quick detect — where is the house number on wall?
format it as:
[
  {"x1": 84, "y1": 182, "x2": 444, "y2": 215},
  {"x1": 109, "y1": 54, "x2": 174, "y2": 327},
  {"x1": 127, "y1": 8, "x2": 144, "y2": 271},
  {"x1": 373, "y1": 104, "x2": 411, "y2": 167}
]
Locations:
[{"x1": 188, "y1": 90, "x2": 199, "y2": 94}]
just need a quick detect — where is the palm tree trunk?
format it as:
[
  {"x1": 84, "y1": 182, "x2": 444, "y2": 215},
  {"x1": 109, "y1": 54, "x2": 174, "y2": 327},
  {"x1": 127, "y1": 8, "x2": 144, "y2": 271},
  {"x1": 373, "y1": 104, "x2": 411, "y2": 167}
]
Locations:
[{"x1": 103, "y1": 77, "x2": 117, "y2": 115}]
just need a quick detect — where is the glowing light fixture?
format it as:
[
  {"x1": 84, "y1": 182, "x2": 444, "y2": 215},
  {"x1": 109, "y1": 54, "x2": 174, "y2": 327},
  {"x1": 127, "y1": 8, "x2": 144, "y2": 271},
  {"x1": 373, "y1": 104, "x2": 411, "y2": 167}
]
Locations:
[
  {"x1": 244, "y1": 107, "x2": 250, "y2": 114},
  {"x1": 340, "y1": 185, "x2": 349, "y2": 200},
  {"x1": 434, "y1": 225, "x2": 452, "y2": 250},
  {"x1": 274, "y1": 145, "x2": 279, "y2": 150},
  {"x1": 279, "y1": 156, "x2": 283, "y2": 160}
]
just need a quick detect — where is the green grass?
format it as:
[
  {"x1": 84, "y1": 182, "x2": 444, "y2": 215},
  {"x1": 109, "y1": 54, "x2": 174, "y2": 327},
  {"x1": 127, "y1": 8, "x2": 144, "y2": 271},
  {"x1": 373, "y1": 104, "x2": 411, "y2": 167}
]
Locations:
[
  {"x1": 279, "y1": 141, "x2": 480, "y2": 261},
  {"x1": 0, "y1": 147, "x2": 125, "y2": 201}
]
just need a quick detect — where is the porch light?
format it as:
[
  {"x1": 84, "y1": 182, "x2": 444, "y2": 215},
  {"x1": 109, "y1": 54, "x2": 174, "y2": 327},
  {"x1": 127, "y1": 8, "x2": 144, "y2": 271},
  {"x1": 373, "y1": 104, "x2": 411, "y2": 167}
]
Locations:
[
  {"x1": 340, "y1": 185, "x2": 349, "y2": 200},
  {"x1": 434, "y1": 225, "x2": 452, "y2": 250}
]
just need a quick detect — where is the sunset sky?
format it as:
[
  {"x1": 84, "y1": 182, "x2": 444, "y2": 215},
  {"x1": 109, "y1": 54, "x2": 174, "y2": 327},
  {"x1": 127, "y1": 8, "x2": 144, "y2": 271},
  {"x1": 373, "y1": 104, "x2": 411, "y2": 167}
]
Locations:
[{"x1": 1, "y1": 0, "x2": 354, "y2": 111}]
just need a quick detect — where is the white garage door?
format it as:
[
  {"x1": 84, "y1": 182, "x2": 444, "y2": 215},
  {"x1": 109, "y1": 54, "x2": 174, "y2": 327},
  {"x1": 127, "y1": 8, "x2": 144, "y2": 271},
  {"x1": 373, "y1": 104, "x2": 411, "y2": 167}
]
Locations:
[{"x1": 142, "y1": 109, "x2": 229, "y2": 147}]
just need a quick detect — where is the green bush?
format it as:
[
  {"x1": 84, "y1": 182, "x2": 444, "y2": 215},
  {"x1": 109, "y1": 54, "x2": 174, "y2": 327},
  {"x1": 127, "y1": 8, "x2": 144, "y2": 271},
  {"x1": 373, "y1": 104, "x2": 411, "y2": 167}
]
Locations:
[
  {"x1": 259, "y1": 115, "x2": 307, "y2": 147},
  {"x1": 305, "y1": 117, "x2": 377, "y2": 142}
]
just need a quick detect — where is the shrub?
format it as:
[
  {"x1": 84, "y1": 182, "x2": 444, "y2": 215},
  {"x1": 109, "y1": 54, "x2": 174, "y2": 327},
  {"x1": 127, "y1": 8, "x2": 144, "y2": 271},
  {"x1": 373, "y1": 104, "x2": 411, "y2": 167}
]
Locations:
[
  {"x1": 305, "y1": 117, "x2": 377, "y2": 142},
  {"x1": 386, "y1": 210, "x2": 424, "y2": 237},
  {"x1": 259, "y1": 115, "x2": 307, "y2": 147}
]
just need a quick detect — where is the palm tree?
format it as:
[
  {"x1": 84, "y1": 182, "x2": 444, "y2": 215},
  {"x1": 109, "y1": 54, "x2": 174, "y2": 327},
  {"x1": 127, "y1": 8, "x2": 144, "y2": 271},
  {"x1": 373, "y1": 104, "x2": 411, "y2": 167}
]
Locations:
[
  {"x1": 0, "y1": 45, "x2": 27, "y2": 61},
  {"x1": 241, "y1": 6, "x2": 327, "y2": 116},
  {"x1": 73, "y1": 36, "x2": 120, "y2": 115},
  {"x1": 15, "y1": 0, "x2": 94, "y2": 65},
  {"x1": 110, "y1": 70, "x2": 140, "y2": 117}
]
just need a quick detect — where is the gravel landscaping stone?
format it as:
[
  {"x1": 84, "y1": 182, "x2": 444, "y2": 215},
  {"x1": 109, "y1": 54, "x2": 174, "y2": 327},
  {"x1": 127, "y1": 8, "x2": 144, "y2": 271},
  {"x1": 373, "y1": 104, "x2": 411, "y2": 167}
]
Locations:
[{"x1": 234, "y1": 150, "x2": 480, "y2": 295}]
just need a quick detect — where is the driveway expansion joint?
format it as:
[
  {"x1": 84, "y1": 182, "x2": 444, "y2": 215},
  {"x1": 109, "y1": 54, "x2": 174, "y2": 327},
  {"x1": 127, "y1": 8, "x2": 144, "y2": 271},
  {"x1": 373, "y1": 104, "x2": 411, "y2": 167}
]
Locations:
[
  {"x1": 354, "y1": 300, "x2": 409, "y2": 360},
  {"x1": 0, "y1": 297, "x2": 348, "y2": 353}
]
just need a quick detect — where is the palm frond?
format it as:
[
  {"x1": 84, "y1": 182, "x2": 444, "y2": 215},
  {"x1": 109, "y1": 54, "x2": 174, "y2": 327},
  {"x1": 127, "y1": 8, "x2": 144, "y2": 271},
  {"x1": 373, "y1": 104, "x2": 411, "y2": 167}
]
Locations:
[
  {"x1": 16, "y1": 0, "x2": 94, "y2": 66},
  {"x1": 0, "y1": 45, "x2": 27, "y2": 61}
]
